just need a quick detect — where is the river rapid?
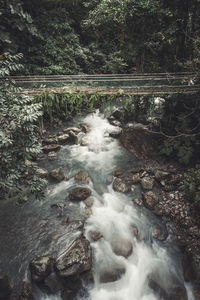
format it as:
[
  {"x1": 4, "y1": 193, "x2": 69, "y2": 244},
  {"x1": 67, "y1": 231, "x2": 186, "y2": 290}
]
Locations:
[{"x1": 0, "y1": 108, "x2": 194, "y2": 300}]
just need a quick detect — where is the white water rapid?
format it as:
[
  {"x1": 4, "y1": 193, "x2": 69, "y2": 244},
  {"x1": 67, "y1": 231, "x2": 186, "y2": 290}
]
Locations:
[{"x1": 41, "y1": 110, "x2": 194, "y2": 300}]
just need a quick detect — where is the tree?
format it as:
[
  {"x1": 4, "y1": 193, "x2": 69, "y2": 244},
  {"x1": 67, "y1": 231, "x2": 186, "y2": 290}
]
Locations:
[{"x1": 0, "y1": 53, "x2": 47, "y2": 201}]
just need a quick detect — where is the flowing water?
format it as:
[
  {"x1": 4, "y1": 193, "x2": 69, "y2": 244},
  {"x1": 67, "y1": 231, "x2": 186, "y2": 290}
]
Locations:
[{"x1": 0, "y1": 109, "x2": 194, "y2": 300}]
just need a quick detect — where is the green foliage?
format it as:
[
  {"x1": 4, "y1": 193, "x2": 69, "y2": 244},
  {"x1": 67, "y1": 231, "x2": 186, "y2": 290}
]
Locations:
[
  {"x1": 0, "y1": 54, "x2": 47, "y2": 200},
  {"x1": 159, "y1": 93, "x2": 200, "y2": 164},
  {"x1": 184, "y1": 164, "x2": 200, "y2": 202}
]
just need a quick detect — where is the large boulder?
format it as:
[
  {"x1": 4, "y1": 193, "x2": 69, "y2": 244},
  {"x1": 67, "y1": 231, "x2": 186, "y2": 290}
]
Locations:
[
  {"x1": 55, "y1": 238, "x2": 92, "y2": 278},
  {"x1": 69, "y1": 187, "x2": 92, "y2": 201},
  {"x1": 0, "y1": 275, "x2": 12, "y2": 299},
  {"x1": 120, "y1": 124, "x2": 160, "y2": 159},
  {"x1": 49, "y1": 168, "x2": 65, "y2": 182},
  {"x1": 74, "y1": 170, "x2": 91, "y2": 183},
  {"x1": 29, "y1": 255, "x2": 54, "y2": 283}
]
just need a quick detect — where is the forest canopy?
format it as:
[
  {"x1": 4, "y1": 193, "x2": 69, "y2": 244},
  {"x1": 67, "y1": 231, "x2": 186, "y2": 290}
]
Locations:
[{"x1": 1, "y1": 0, "x2": 200, "y2": 74}]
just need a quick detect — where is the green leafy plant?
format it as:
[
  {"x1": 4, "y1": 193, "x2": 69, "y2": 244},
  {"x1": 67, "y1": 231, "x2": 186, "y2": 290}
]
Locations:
[
  {"x1": 184, "y1": 164, "x2": 200, "y2": 202},
  {"x1": 0, "y1": 53, "x2": 47, "y2": 201}
]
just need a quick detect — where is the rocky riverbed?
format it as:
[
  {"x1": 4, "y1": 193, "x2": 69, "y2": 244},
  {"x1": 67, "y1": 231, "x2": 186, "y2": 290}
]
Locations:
[{"x1": 1, "y1": 108, "x2": 200, "y2": 300}]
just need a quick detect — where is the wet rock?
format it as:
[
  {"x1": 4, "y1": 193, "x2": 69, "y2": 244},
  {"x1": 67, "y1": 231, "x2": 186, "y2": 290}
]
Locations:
[
  {"x1": 47, "y1": 151, "x2": 58, "y2": 160},
  {"x1": 85, "y1": 208, "x2": 92, "y2": 216},
  {"x1": 0, "y1": 275, "x2": 12, "y2": 299},
  {"x1": 111, "y1": 109, "x2": 124, "y2": 121},
  {"x1": 68, "y1": 131, "x2": 78, "y2": 144},
  {"x1": 61, "y1": 216, "x2": 69, "y2": 225},
  {"x1": 109, "y1": 131, "x2": 121, "y2": 139},
  {"x1": 55, "y1": 237, "x2": 92, "y2": 278},
  {"x1": 18, "y1": 281, "x2": 33, "y2": 300},
  {"x1": 132, "y1": 174, "x2": 141, "y2": 184},
  {"x1": 74, "y1": 170, "x2": 91, "y2": 183},
  {"x1": 143, "y1": 191, "x2": 159, "y2": 210},
  {"x1": 61, "y1": 288, "x2": 77, "y2": 300},
  {"x1": 99, "y1": 265, "x2": 125, "y2": 283},
  {"x1": 111, "y1": 236, "x2": 133, "y2": 258},
  {"x1": 63, "y1": 127, "x2": 81, "y2": 134},
  {"x1": 49, "y1": 168, "x2": 65, "y2": 182},
  {"x1": 155, "y1": 170, "x2": 170, "y2": 181},
  {"x1": 130, "y1": 166, "x2": 143, "y2": 174},
  {"x1": 42, "y1": 137, "x2": 58, "y2": 145},
  {"x1": 43, "y1": 144, "x2": 61, "y2": 154},
  {"x1": 152, "y1": 224, "x2": 168, "y2": 241},
  {"x1": 57, "y1": 134, "x2": 70, "y2": 145},
  {"x1": 120, "y1": 125, "x2": 159, "y2": 159},
  {"x1": 168, "y1": 285, "x2": 188, "y2": 300},
  {"x1": 141, "y1": 177, "x2": 154, "y2": 190},
  {"x1": 132, "y1": 197, "x2": 143, "y2": 206},
  {"x1": 80, "y1": 124, "x2": 90, "y2": 133},
  {"x1": 51, "y1": 202, "x2": 66, "y2": 210},
  {"x1": 29, "y1": 255, "x2": 54, "y2": 283},
  {"x1": 113, "y1": 169, "x2": 123, "y2": 177},
  {"x1": 36, "y1": 168, "x2": 48, "y2": 178},
  {"x1": 106, "y1": 175, "x2": 113, "y2": 184},
  {"x1": 182, "y1": 252, "x2": 196, "y2": 282},
  {"x1": 130, "y1": 224, "x2": 139, "y2": 238},
  {"x1": 69, "y1": 187, "x2": 92, "y2": 201},
  {"x1": 84, "y1": 197, "x2": 94, "y2": 208},
  {"x1": 88, "y1": 231, "x2": 102, "y2": 241},
  {"x1": 44, "y1": 272, "x2": 61, "y2": 294},
  {"x1": 113, "y1": 178, "x2": 131, "y2": 193},
  {"x1": 67, "y1": 220, "x2": 85, "y2": 231}
]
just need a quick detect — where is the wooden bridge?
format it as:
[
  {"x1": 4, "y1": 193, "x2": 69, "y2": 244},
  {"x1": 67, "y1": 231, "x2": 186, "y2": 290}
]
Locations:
[{"x1": 10, "y1": 72, "x2": 200, "y2": 95}]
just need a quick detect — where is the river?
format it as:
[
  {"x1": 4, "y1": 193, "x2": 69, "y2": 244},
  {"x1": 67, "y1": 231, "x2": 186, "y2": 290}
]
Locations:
[{"x1": 0, "y1": 108, "x2": 194, "y2": 300}]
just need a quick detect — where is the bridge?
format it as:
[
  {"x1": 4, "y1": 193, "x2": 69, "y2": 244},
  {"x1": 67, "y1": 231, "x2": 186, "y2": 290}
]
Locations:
[{"x1": 10, "y1": 72, "x2": 200, "y2": 95}]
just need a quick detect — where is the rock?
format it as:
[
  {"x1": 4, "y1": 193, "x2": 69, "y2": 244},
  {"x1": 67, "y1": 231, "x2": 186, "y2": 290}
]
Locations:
[
  {"x1": 143, "y1": 191, "x2": 159, "y2": 210},
  {"x1": 113, "y1": 169, "x2": 123, "y2": 177},
  {"x1": 51, "y1": 202, "x2": 66, "y2": 209},
  {"x1": 61, "y1": 288, "x2": 77, "y2": 300},
  {"x1": 85, "y1": 208, "x2": 92, "y2": 216},
  {"x1": 111, "y1": 109, "x2": 124, "y2": 121},
  {"x1": 106, "y1": 175, "x2": 113, "y2": 184},
  {"x1": 141, "y1": 177, "x2": 154, "y2": 190},
  {"x1": 168, "y1": 286, "x2": 188, "y2": 300},
  {"x1": 29, "y1": 255, "x2": 54, "y2": 283},
  {"x1": 182, "y1": 252, "x2": 196, "y2": 282},
  {"x1": 113, "y1": 178, "x2": 131, "y2": 193},
  {"x1": 67, "y1": 220, "x2": 85, "y2": 231},
  {"x1": 36, "y1": 168, "x2": 48, "y2": 178},
  {"x1": 130, "y1": 166, "x2": 143, "y2": 174},
  {"x1": 57, "y1": 134, "x2": 70, "y2": 145},
  {"x1": 99, "y1": 265, "x2": 125, "y2": 283},
  {"x1": 42, "y1": 137, "x2": 58, "y2": 145},
  {"x1": 61, "y1": 216, "x2": 69, "y2": 225},
  {"x1": 132, "y1": 197, "x2": 143, "y2": 206},
  {"x1": 69, "y1": 187, "x2": 92, "y2": 201},
  {"x1": 18, "y1": 281, "x2": 33, "y2": 300},
  {"x1": 155, "y1": 170, "x2": 170, "y2": 181},
  {"x1": 111, "y1": 236, "x2": 133, "y2": 258},
  {"x1": 0, "y1": 275, "x2": 12, "y2": 299},
  {"x1": 49, "y1": 168, "x2": 65, "y2": 182},
  {"x1": 130, "y1": 224, "x2": 139, "y2": 238},
  {"x1": 43, "y1": 144, "x2": 61, "y2": 154},
  {"x1": 132, "y1": 174, "x2": 141, "y2": 184},
  {"x1": 55, "y1": 237, "x2": 92, "y2": 278},
  {"x1": 63, "y1": 127, "x2": 81, "y2": 134},
  {"x1": 120, "y1": 125, "x2": 159, "y2": 159},
  {"x1": 47, "y1": 151, "x2": 58, "y2": 160},
  {"x1": 80, "y1": 124, "x2": 90, "y2": 133},
  {"x1": 84, "y1": 197, "x2": 94, "y2": 207},
  {"x1": 88, "y1": 231, "x2": 102, "y2": 241},
  {"x1": 109, "y1": 131, "x2": 121, "y2": 139},
  {"x1": 74, "y1": 170, "x2": 91, "y2": 183},
  {"x1": 68, "y1": 131, "x2": 78, "y2": 144},
  {"x1": 152, "y1": 224, "x2": 168, "y2": 241},
  {"x1": 44, "y1": 272, "x2": 61, "y2": 294}
]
